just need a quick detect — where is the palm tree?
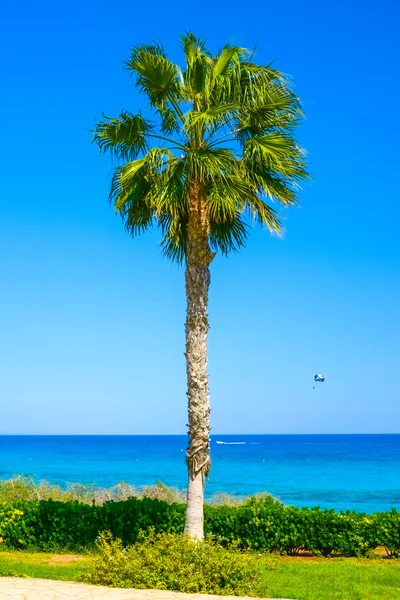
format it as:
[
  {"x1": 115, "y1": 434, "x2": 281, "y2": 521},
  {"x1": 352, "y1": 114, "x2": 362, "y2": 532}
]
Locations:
[{"x1": 93, "y1": 33, "x2": 308, "y2": 539}]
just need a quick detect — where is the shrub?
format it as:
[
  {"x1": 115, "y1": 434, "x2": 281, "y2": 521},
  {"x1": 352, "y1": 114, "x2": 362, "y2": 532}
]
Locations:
[
  {"x1": 206, "y1": 499, "x2": 379, "y2": 557},
  {"x1": 0, "y1": 492, "x2": 393, "y2": 557},
  {"x1": 0, "y1": 497, "x2": 185, "y2": 551},
  {"x1": 374, "y1": 509, "x2": 400, "y2": 557},
  {"x1": 100, "y1": 497, "x2": 185, "y2": 546},
  {"x1": 206, "y1": 496, "x2": 310, "y2": 554},
  {"x1": 0, "y1": 503, "x2": 25, "y2": 546},
  {"x1": 335, "y1": 512, "x2": 377, "y2": 557},
  {"x1": 205, "y1": 495, "x2": 285, "y2": 551},
  {"x1": 0, "y1": 499, "x2": 102, "y2": 550},
  {"x1": 303, "y1": 508, "x2": 377, "y2": 557},
  {"x1": 141, "y1": 481, "x2": 185, "y2": 503},
  {"x1": 207, "y1": 492, "x2": 246, "y2": 507},
  {"x1": 0, "y1": 476, "x2": 183, "y2": 506},
  {"x1": 84, "y1": 530, "x2": 266, "y2": 595}
]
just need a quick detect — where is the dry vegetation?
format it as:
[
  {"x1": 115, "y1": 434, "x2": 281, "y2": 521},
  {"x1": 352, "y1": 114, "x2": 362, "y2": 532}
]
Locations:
[{"x1": 0, "y1": 476, "x2": 255, "y2": 506}]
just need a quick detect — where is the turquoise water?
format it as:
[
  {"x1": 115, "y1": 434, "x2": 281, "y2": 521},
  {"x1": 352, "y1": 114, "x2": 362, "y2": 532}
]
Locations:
[{"x1": 1, "y1": 434, "x2": 399, "y2": 513}]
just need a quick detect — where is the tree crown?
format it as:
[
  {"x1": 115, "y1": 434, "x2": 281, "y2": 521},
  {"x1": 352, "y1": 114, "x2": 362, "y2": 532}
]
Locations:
[{"x1": 93, "y1": 33, "x2": 309, "y2": 262}]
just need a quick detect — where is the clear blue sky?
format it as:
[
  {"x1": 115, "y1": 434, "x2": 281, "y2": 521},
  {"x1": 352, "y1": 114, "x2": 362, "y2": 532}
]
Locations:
[{"x1": 1, "y1": 0, "x2": 399, "y2": 435}]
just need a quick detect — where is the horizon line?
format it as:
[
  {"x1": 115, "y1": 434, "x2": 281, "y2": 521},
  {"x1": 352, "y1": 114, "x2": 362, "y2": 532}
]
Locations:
[{"x1": 0, "y1": 432, "x2": 399, "y2": 436}]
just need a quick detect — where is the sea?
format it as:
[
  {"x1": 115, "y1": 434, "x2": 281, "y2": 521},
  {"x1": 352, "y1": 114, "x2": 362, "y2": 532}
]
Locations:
[{"x1": 0, "y1": 434, "x2": 399, "y2": 514}]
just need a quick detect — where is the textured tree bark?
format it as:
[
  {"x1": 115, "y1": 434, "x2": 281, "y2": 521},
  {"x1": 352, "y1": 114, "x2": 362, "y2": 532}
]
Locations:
[{"x1": 184, "y1": 184, "x2": 214, "y2": 539}]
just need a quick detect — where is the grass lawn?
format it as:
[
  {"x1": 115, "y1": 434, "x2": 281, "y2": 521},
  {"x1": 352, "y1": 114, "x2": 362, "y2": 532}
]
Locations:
[
  {"x1": 261, "y1": 556, "x2": 400, "y2": 600},
  {"x1": 0, "y1": 550, "x2": 90, "y2": 581},
  {"x1": 0, "y1": 550, "x2": 399, "y2": 599}
]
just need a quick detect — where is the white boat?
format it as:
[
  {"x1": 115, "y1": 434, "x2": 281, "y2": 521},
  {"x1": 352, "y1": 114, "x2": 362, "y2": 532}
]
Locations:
[{"x1": 216, "y1": 441, "x2": 246, "y2": 445}]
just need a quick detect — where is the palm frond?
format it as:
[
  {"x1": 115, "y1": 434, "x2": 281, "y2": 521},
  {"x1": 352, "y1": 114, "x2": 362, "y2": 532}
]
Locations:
[
  {"x1": 180, "y1": 32, "x2": 207, "y2": 56},
  {"x1": 186, "y1": 103, "x2": 238, "y2": 135},
  {"x1": 243, "y1": 195, "x2": 282, "y2": 232},
  {"x1": 181, "y1": 32, "x2": 212, "y2": 100},
  {"x1": 159, "y1": 107, "x2": 181, "y2": 134},
  {"x1": 146, "y1": 159, "x2": 187, "y2": 217},
  {"x1": 109, "y1": 147, "x2": 178, "y2": 236},
  {"x1": 159, "y1": 213, "x2": 188, "y2": 263},
  {"x1": 248, "y1": 133, "x2": 297, "y2": 158},
  {"x1": 109, "y1": 165, "x2": 154, "y2": 235},
  {"x1": 209, "y1": 216, "x2": 248, "y2": 255},
  {"x1": 249, "y1": 170, "x2": 299, "y2": 206},
  {"x1": 93, "y1": 112, "x2": 152, "y2": 160},
  {"x1": 212, "y1": 45, "x2": 244, "y2": 79},
  {"x1": 206, "y1": 176, "x2": 254, "y2": 221},
  {"x1": 244, "y1": 134, "x2": 308, "y2": 182},
  {"x1": 125, "y1": 44, "x2": 183, "y2": 108},
  {"x1": 185, "y1": 147, "x2": 237, "y2": 181}
]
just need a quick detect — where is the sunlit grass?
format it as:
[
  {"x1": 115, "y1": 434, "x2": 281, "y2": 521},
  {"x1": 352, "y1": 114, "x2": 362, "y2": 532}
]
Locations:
[
  {"x1": 0, "y1": 550, "x2": 90, "y2": 581},
  {"x1": 261, "y1": 556, "x2": 400, "y2": 600},
  {"x1": 1, "y1": 548, "x2": 400, "y2": 599}
]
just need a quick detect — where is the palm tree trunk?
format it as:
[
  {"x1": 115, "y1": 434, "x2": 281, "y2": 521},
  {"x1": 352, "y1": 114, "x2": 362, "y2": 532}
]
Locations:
[{"x1": 184, "y1": 186, "x2": 214, "y2": 539}]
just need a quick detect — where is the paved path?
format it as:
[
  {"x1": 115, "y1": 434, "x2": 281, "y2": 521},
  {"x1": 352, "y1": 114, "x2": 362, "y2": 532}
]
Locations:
[{"x1": 0, "y1": 578, "x2": 294, "y2": 600}]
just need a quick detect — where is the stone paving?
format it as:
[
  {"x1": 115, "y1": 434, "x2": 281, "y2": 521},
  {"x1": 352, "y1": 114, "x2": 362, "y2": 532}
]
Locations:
[{"x1": 0, "y1": 578, "x2": 294, "y2": 600}]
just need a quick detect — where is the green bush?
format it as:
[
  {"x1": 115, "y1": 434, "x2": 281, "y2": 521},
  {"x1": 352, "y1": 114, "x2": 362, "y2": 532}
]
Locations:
[
  {"x1": 0, "y1": 493, "x2": 395, "y2": 557},
  {"x1": 0, "y1": 502, "x2": 25, "y2": 546},
  {"x1": 1, "y1": 500, "x2": 102, "y2": 550},
  {"x1": 303, "y1": 508, "x2": 377, "y2": 557},
  {"x1": 205, "y1": 495, "x2": 286, "y2": 551},
  {"x1": 374, "y1": 509, "x2": 400, "y2": 557},
  {"x1": 84, "y1": 530, "x2": 266, "y2": 596},
  {"x1": 206, "y1": 498, "x2": 380, "y2": 557},
  {"x1": 0, "y1": 497, "x2": 185, "y2": 551}
]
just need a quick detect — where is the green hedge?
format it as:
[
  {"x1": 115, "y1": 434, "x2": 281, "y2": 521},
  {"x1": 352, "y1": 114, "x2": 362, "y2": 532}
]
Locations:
[
  {"x1": 1, "y1": 497, "x2": 399, "y2": 557},
  {"x1": 204, "y1": 497, "x2": 384, "y2": 557},
  {"x1": 0, "y1": 498, "x2": 185, "y2": 551}
]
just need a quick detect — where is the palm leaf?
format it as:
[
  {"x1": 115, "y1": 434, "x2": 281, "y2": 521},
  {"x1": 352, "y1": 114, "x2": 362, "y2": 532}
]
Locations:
[
  {"x1": 125, "y1": 44, "x2": 182, "y2": 108},
  {"x1": 212, "y1": 45, "x2": 243, "y2": 78},
  {"x1": 209, "y1": 217, "x2": 248, "y2": 255},
  {"x1": 186, "y1": 103, "x2": 238, "y2": 134},
  {"x1": 93, "y1": 112, "x2": 152, "y2": 160}
]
